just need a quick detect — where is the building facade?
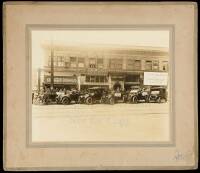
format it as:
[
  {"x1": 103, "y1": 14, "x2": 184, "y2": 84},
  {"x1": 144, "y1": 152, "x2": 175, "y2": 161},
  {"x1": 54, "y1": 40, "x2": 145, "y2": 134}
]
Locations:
[{"x1": 35, "y1": 44, "x2": 169, "y2": 91}]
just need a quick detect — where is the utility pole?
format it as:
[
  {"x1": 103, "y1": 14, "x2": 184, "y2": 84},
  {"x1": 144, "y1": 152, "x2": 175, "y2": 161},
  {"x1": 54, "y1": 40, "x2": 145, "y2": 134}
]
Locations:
[
  {"x1": 38, "y1": 68, "x2": 41, "y2": 92},
  {"x1": 50, "y1": 40, "x2": 54, "y2": 90}
]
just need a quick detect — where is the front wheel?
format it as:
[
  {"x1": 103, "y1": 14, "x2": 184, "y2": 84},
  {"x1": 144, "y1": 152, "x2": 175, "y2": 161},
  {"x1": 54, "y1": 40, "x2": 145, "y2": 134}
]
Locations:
[
  {"x1": 132, "y1": 96, "x2": 138, "y2": 103},
  {"x1": 86, "y1": 97, "x2": 93, "y2": 105},
  {"x1": 62, "y1": 97, "x2": 70, "y2": 105}
]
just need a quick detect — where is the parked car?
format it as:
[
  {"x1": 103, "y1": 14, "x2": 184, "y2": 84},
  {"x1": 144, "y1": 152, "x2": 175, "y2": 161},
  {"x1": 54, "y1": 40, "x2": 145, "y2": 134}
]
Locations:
[
  {"x1": 56, "y1": 89, "x2": 80, "y2": 105},
  {"x1": 127, "y1": 86, "x2": 149, "y2": 103},
  {"x1": 148, "y1": 87, "x2": 167, "y2": 103},
  {"x1": 78, "y1": 90, "x2": 89, "y2": 104},
  {"x1": 100, "y1": 90, "x2": 115, "y2": 105},
  {"x1": 42, "y1": 91, "x2": 58, "y2": 105},
  {"x1": 81, "y1": 87, "x2": 114, "y2": 105},
  {"x1": 112, "y1": 90, "x2": 128, "y2": 103}
]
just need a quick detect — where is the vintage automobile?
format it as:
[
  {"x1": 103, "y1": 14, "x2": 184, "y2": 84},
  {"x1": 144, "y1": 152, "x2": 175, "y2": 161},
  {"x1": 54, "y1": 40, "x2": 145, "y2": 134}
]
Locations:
[
  {"x1": 100, "y1": 90, "x2": 115, "y2": 105},
  {"x1": 42, "y1": 91, "x2": 58, "y2": 105},
  {"x1": 81, "y1": 87, "x2": 114, "y2": 105},
  {"x1": 148, "y1": 86, "x2": 167, "y2": 103},
  {"x1": 56, "y1": 89, "x2": 80, "y2": 105},
  {"x1": 78, "y1": 90, "x2": 89, "y2": 104},
  {"x1": 127, "y1": 86, "x2": 149, "y2": 103},
  {"x1": 112, "y1": 90, "x2": 128, "y2": 103}
]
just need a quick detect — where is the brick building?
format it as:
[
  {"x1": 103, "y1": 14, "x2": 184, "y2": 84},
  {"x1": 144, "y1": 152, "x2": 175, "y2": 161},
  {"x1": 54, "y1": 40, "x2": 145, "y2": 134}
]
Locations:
[{"x1": 34, "y1": 44, "x2": 169, "y2": 91}]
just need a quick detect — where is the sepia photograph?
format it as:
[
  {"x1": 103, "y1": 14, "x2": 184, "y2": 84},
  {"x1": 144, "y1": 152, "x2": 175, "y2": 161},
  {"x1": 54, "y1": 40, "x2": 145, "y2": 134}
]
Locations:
[{"x1": 31, "y1": 29, "x2": 171, "y2": 143}]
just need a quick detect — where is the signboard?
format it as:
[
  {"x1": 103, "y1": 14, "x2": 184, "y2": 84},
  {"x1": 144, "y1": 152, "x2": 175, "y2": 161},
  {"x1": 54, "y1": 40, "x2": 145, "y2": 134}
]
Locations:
[{"x1": 144, "y1": 72, "x2": 168, "y2": 86}]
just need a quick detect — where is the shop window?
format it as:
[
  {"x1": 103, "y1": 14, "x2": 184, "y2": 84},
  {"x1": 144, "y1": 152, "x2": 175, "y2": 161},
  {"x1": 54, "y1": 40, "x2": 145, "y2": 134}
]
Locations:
[
  {"x1": 90, "y1": 76, "x2": 95, "y2": 82},
  {"x1": 89, "y1": 58, "x2": 96, "y2": 68},
  {"x1": 85, "y1": 75, "x2": 108, "y2": 83},
  {"x1": 78, "y1": 57, "x2": 85, "y2": 68},
  {"x1": 54, "y1": 77, "x2": 62, "y2": 83},
  {"x1": 86, "y1": 76, "x2": 90, "y2": 82},
  {"x1": 70, "y1": 57, "x2": 77, "y2": 68},
  {"x1": 145, "y1": 60, "x2": 152, "y2": 70}
]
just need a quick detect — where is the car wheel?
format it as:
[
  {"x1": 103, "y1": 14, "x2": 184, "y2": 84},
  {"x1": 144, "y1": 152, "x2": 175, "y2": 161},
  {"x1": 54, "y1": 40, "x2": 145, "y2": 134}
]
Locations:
[
  {"x1": 145, "y1": 96, "x2": 149, "y2": 103},
  {"x1": 86, "y1": 97, "x2": 93, "y2": 105},
  {"x1": 62, "y1": 97, "x2": 70, "y2": 105},
  {"x1": 109, "y1": 97, "x2": 115, "y2": 105},
  {"x1": 157, "y1": 97, "x2": 161, "y2": 103},
  {"x1": 132, "y1": 96, "x2": 138, "y2": 103}
]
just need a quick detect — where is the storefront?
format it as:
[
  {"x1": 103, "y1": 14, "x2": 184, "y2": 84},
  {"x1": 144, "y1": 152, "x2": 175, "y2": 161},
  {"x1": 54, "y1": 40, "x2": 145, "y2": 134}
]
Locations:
[{"x1": 43, "y1": 75, "x2": 78, "y2": 90}]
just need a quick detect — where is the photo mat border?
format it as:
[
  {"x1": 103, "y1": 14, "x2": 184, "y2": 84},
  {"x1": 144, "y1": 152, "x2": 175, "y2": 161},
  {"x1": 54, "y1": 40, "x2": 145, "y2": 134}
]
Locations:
[{"x1": 26, "y1": 24, "x2": 175, "y2": 148}]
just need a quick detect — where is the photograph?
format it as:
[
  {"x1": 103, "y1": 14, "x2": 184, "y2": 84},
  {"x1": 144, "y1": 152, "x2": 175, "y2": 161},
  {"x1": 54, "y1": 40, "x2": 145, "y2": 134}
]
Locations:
[{"x1": 31, "y1": 29, "x2": 171, "y2": 143}]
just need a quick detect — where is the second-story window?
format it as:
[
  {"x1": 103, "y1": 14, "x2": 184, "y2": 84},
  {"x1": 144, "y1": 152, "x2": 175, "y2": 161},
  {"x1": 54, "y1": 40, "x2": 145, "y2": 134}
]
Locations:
[
  {"x1": 110, "y1": 58, "x2": 123, "y2": 69},
  {"x1": 152, "y1": 60, "x2": 159, "y2": 70},
  {"x1": 78, "y1": 57, "x2": 85, "y2": 68},
  {"x1": 162, "y1": 61, "x2": 168, "y2": 71},
  {"x1": 134, "y1": 60, "x2": 141, "y2": 70},
  {"x1": 89, "y1": 58, "x2": 96, "y2": 68},
  {"x1": 65, "y1": 57, "x2": 70, "y2": 68},
  {"x1": 70, "y1": 57, "x2": 77, "y2": 68},
  {"x1": 127, "y1": 59, "x2": 134, "y2": 70},
  {"x1": 145, "y1": 60, "x2": 152, "y2": 70},
  {"x1": 57, "y1": 56, "x2": 65, "y2": 67},
  {"x1": 97, "y1": 58, "x2": 104, "y2": 68}
]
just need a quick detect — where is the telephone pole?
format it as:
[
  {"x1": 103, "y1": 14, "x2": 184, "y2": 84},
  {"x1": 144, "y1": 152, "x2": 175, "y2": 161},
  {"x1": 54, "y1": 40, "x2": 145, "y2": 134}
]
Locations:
[{"x1": 50, "y1": 40, "x2": 54, "y2": 90}]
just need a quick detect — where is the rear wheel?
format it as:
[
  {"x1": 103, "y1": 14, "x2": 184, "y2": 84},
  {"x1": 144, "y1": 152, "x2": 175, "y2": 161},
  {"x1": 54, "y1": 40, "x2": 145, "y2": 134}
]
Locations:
[
  {"x1": 132, "y1": 96, "x2": 138, "y2": 103},
  {"x1": 62, "y1": 97, "x2": 70, "y2": 105},
  {"x1": 156, "y1": 97, "x2": 161, "y2": 103},
  {"x1": 86, "y1": 97, "x2": 93, "y2": 105}
]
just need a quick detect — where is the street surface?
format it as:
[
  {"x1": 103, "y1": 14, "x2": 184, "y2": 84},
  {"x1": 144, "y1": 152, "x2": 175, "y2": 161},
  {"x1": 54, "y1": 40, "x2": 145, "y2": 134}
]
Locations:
[{"x1": 32, "y1": 102, "x2": 170, "y2": 142}]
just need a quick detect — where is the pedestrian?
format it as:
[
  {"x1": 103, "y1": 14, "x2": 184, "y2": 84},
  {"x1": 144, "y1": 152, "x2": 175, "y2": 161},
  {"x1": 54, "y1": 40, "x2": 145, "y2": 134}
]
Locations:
[{"x1": 32, "y1": 92, "x2": 34, "y2": 104}]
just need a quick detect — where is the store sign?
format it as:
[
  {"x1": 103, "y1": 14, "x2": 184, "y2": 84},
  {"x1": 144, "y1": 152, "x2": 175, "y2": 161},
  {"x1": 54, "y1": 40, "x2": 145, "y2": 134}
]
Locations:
[{"x1": 144, "y1": 72, "x2": 168, "y2": 86}]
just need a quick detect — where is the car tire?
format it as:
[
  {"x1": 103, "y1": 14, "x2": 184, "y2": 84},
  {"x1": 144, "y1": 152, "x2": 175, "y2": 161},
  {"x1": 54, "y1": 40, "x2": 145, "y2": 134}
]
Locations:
[
  {"x1": 109, "y1": 98, "x2": 115, "y2": 105},
  {"x1": 62, "y1": 97, "x2": 70, "y2": 105},
  {"x1": 157, "y1": 97, "x2": 161, "y2": 103},
  {"x1": 86, "y1": 97, "x2": 93, "y2": 105},
  {"x1": 132, "y1": 96, "x2": 138, "y2": 103}
]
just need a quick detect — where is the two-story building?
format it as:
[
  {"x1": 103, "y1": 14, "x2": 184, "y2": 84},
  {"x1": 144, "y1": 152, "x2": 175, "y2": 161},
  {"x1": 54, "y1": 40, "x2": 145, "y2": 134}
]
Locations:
[{"x1": 34, "y1": 44, "x2": 169, "y2": 91}]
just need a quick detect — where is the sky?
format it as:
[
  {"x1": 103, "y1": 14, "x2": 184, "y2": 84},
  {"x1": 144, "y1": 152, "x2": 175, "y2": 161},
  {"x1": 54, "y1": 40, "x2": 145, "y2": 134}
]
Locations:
[{"x1": 32, "y1": 30, "x2": 170, "y2": 69}]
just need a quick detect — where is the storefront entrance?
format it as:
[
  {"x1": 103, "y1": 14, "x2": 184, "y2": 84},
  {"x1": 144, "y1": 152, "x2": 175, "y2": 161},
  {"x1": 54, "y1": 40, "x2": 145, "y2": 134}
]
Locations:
[{"x1": 113, "y1": 82, "x2": 122, "y2": 91}]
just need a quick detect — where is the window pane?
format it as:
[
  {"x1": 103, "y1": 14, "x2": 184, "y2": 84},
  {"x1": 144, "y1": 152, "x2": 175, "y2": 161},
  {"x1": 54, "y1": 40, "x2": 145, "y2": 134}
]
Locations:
[
  {"x1": 89, "y1": 58, "x2": 96, "y2": 68},
  {"x1": 78, "y1": 58, "x2": 85, "y2": 67},
  {"x1": 145, "y1": 61, "x2": 152, "y2": 70}
]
